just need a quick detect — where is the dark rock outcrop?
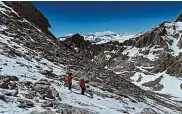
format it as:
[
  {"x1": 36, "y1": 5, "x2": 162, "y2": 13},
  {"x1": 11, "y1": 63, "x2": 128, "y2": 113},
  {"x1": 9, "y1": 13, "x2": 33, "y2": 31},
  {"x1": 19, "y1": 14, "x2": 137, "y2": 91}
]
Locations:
[
  {"x1": 11, "y1": 1, "x2": 54, "y2": 38},
  {"x1": 0, "y1": 76, "x2": 18, "y2": 89},
  {"x1": 64, "y1": 33, "x2": 91, "y2": 50},
  {"x1": 176, "y1": 12, "x2": 182, "y2": 22},
  {"x1": 0, "y1": 93, "x2": 7, "y2": 103},
  {"x1": 142, "y1": 76, "x2": 164, "y2": 91}
]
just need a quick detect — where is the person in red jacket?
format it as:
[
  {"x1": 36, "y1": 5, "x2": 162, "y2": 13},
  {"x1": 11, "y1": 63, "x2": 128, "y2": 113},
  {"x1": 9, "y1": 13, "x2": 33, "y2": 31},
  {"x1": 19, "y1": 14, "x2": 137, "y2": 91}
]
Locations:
[
  {"x1": 80, "y1": 79, "x2": 86, "y2": 95},
  {"x1": 66, "y1": 73, "x2": 72, "y2": 90}
]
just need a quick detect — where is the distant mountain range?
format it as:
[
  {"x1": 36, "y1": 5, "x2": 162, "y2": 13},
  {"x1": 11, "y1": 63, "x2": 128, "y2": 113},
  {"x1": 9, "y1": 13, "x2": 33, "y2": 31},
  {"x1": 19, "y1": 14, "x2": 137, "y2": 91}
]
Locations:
[{"x1": 58, "y1": 31, "x2": 144, "y2": 44}]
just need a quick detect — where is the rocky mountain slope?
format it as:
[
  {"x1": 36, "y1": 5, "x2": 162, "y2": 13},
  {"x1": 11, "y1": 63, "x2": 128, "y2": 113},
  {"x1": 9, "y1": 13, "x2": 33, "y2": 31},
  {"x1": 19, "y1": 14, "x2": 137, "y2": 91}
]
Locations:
[
  {"x1": 62, "y1": 11, "x2": 182, "y2": 103},
  {"x1": 1, "y1": 1, "x2": 182, "y2": 114}
]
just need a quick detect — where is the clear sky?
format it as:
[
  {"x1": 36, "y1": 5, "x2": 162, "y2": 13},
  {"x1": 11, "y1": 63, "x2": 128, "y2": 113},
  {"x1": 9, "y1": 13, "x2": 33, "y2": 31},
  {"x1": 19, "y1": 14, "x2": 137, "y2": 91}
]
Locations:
[{"x1": 31, "y1": 1, "x2": 182, "y2": 37}]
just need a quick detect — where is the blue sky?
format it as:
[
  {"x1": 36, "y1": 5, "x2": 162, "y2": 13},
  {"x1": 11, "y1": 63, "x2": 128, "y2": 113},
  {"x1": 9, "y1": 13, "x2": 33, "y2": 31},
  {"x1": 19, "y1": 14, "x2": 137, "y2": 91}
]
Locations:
[{"x1": 32, "y1": 1, "x2": 182, "y2": 37}]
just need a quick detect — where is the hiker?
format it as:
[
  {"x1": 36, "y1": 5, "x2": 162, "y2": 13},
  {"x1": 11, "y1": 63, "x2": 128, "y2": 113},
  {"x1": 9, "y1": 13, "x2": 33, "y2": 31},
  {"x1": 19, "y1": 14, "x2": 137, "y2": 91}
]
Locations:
[
  {"x1": 66, "y1": 73, "x2": 72, "y2": 90},
  {"x1": 80, "y1": 79, "x2": 86, "y2": 95}
]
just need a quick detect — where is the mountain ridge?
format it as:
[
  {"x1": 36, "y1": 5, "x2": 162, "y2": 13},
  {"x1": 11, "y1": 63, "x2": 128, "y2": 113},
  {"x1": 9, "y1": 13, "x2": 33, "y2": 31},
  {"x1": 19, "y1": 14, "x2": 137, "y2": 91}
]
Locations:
[{"x1": 58, "y1": 31, "x2": 144, "y2": 44}]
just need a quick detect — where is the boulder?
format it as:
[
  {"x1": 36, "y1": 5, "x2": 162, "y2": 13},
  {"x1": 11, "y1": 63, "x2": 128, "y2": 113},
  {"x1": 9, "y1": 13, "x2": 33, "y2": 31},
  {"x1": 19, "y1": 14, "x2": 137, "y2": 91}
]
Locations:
[
  {"x1": 142, "y1": 49, "x2": 150, "y2": 55},
  {"x1": 39, "y1": 70, "x2": 57, "y2": 78},
  {"x1": 34, "y1": 84, "x2": 54, "y2": 99},
  {"x1": 50, "y1": 87, "x2": 59, "y2": 97},
  {"x1": 17, "y1": 98, "x2": 34, "y2": 108},
  {"x1": 35, "y1": 79, "x2": 51, "y2": 85},
  {"x1": 0, "y1": 76, "x2": 19, "y2": 82},
  {"x1": 24, "y1": 90, "x2": 37, "y2": 99},
  {"x1": 140, "y1": 108, "x2": 158, "y2": 114},
  {"x1": 29, "y1": 111, "x2": 56, "y2": 114},
  {"x1": 41, "y1": 100, "x2": 53, "y2": 107},
  {"x1": 23, "y1": 81, "x2": 33, "y2": 88},
  {"x1": 41, "y1": 100, "x2": 58, "y2": 108},
  {"x1": 180, "y1": 84, "x2": 182, "y2": 90},
  {"x1": 0, "y1": 93, "x2": 7, "y2": 103},
  {"x1": 0, "y1": 76, "x2": 18, "y2": 89},
  {"x1": 0, "y1": 89, "x2": 18, "y2": 97},
  {"x1": 55, "y1": 103, "x2": 95, "y2": 114},
  {"x1": 34, "y1": 79, "x2": 58, "y2": 99},
  {"x1": 0, "y1": 82, "x2": 9, "y2": 89}
]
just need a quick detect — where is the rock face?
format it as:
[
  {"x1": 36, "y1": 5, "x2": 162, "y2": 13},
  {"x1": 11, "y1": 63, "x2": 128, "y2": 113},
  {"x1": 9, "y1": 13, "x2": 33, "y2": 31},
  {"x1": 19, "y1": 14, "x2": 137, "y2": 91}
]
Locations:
[
  {"x1": 11, "y1": 1, "x2": 53, "y2": 37},
  {"x1": 64, "y1": 33, "x2": 91, "y2": 50},
  {"x1": 176, "y1": 12, "x2": 182, "y2": 22}
]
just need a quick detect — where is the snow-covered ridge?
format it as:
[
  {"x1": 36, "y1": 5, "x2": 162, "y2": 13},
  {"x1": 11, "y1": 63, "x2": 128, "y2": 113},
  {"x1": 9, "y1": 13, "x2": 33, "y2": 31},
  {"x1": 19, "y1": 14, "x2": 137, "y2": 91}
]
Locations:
[
  {"x1": 58, "y1": 31, "x2": 143, "y2": 44},
  {"x1": 163, "y1": 21, "x2": 182, "y2": 56}
]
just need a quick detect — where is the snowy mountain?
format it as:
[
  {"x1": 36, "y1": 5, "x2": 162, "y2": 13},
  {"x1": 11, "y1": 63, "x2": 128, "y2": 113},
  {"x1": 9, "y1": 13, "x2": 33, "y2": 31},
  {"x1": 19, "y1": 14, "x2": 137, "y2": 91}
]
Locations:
[
  {"x1": 85, "y1": 31, "x2": 143, "y2": 44},
  {"x1": 1, "y1": 1, "x2": 182, "y2": 114},
  {"x1": 58, "y1": 31, "x2": 143, "y2": 44}
]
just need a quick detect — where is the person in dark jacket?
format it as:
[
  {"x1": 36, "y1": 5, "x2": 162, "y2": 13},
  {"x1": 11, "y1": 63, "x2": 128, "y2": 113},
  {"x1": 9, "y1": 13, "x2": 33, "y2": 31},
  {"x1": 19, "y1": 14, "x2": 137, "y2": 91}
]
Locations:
[
  {"x1": 66, "y1": 73, "x2": 72, "y2": 90},
  {"x1": 80, "y1": 79, "x2": 86, "y2": 95}
]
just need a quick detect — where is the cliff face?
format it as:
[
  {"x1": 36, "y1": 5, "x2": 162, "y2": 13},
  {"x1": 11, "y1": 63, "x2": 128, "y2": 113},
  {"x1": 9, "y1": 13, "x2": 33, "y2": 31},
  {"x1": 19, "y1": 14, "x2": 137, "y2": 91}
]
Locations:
[
  {"x1": 11, "y1": 1, "x2": 54, "y2": 37},
  {"x1": 176, "y1": 12, "x2": 182, "y2": 22}
]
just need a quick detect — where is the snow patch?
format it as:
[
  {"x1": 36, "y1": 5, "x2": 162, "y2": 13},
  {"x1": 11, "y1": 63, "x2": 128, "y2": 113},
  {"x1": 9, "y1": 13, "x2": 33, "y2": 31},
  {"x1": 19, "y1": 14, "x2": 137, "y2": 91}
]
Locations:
[{"x1": 131, "y1": 71, "x2": 182, "y2": 100}]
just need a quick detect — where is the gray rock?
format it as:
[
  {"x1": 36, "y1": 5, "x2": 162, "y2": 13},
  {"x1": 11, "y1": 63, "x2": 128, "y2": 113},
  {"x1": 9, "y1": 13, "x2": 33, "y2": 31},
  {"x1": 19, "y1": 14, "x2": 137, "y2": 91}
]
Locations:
[
  {"x1": 0, "y1": 93, "x2": 7, "y2": 103},
  {"x1": 0, "y1": 76, "x2": 18, "y2": 89},
  {"x1": 142, "y1": 76, "x2": 164, "y2": 91},
  {"x1": 24, "y1": 90, "x2": 37, "y2": 99},
  {"x1": 34, "y1": 85, "x2": 55, "y2": 99},
  {"x1": 9, "y1": 81, "x2": 17, "y2": 90},
  {"x1": 35, "y1": 80, "x2": 51, "y2": 86},
  {"x1": 50, "y1": 87, "x2": 59, "y2": 97},
  {"x1": 17, "y1": 98, "x2": 34, "y2": 108},
  {"x1": 34, "y1": 84, "x2": 51, "y2": 97},
  {"x1": 0, "y1": 76, "x2": 19, "y2": 82},
  {"x1": 33, "y1": 79, "x2": 59, "y2": 99},
  {"x1": 0, "y1": 82, "x2": 9, "y2": 89},
  {"x1": 24, "y1": 55, "x2": 32, "y2": 61},
  {"x1": 24, "y1": 81, "x2": 33, "y2": 88},
  {"x1": 0, "y1": 89, "x2": 18, "y2": 97},
  {"x1": 142, "y1": 50, "x2": 150, "y2": 55},
  {"x1": 29, "y1": 110, "x2": 56, "y2": 114},
  {"x1": 140, "y1": 108, "x2": 158, "y2": 114},
  {"x1": 39, "y1": 70, "x2": 57, "y2": 78},
  {"x1": 41, "y1": 100, "x2": 54, "y2": 107},
  {"x1": 56, "y1": 103, "x2": 95, "y2": 114}
]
